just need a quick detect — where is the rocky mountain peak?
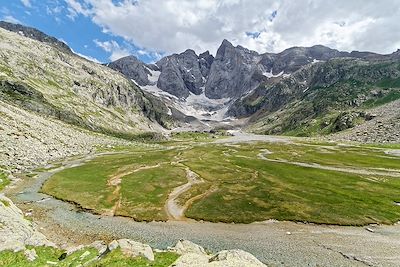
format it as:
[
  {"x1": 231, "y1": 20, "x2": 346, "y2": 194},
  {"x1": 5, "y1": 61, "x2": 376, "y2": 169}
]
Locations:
[{"x1": 107, "y1": 55, "x2": 151, "y2": 86}]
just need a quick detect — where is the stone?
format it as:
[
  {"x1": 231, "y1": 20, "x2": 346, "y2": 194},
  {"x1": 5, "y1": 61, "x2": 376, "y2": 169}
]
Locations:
[
  {"x1": 172, "y1": 240, "x2": 207, "y2": 255},
  {"x1": 108, "y1": 239, "x2": 154, "y2": 261},
  {"x1": 0, "y1": 195, "x2": 54, "y2": 252},
  {"x1": 66, "y1": 244, "x2": 84, "y2": 255},
  {"x1": 90, "y1": 240, "x2": 108, "y2": 256},
  {"x1": 209, "y1": 249, "x2": 267, "y2": 266},
  {"x1": 24, "y1": 248, "x2": 37, "y2": 261}
]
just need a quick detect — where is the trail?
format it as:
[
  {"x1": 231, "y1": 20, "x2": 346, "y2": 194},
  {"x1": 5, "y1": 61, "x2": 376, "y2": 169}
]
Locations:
[
  {"x1": 104, "y1": 163, "x2": 161, "y2": 216},
  {"x1": 256, "y1": 150, "x2": 400, "y2": 178},
  {"x1": 165, "y1": 167, "x2": 204, "y2": 220}
]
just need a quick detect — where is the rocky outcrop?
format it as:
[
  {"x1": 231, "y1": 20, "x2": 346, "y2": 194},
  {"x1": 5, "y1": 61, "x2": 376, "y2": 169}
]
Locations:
[
  {"x1": 0, "y1": 21, "x2": 71, "y2": 54},
  {"x1": 0, "y1": 194, "x2": 54, "y2": 252},
  {"x1": 107, "y1": 56, "x2": 152, "y2": 86},
  {"x1": 330, "y1": 99, "x2": 400, "y2": 143},
  {"x1": 205, "y1": 40, "x2": 263, "y2": 99},
  {"x1": 0, "y1": 201, "x2": 267, "y2": 266},
  {"x1": 156, "y1": 49, "x2": 213, "y2": 98}
]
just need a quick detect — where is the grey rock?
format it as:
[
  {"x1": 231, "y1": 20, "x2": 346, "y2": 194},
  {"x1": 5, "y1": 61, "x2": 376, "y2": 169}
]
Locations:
[
  {"x1": 108, "y1": 56, "x2": 151, "y2": 86},
  {"x1": 172, "y1": 240, "x2": 207, "y2": 255},
  {"x1": 209, "y1": 249, "x2": 266, "y2": 266},
  {"x1": 108, "y1": 239, "x2": 154, "y2": 261},
  {"x1": 205, "y1": 39, "x2": 262, "y2": 99},
  {"x1": 156, "y1": 49, "x2": 212, "y2": 98},
  {"x1": 0, "y1": 21, "x2": 71, "y2": 54},
  {"x1": 90, "y1": 240, "x2": 108, "y2": 256},
  {"x1": 24, "y1": 248, "x2": 38, "y2": 262},
  {"x1": 0, "y1": 195, "x2": 54, "y2": 252}
]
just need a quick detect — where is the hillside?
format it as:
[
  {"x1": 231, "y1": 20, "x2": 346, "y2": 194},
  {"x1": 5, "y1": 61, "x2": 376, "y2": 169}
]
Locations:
[{"x1": 0, "y1": 27, "x2": 174, "y2": 140}]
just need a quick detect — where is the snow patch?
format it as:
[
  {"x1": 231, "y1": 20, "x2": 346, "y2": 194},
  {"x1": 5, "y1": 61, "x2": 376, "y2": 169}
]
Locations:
[
  {"x1": 146, "y1": 67, "x2": 161, "y2": 84},
  {"x1": 263, "y1": 69, "x2": 284, "y2": 78}
]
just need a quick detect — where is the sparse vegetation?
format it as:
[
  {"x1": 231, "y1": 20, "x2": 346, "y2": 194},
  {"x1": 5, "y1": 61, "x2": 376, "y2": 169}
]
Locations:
[
  {"x1": 0, "y1": 246, "x2": 178, "y2": 267},
  {"x1": 0, "y1": 171, "x2": 10, "y2": 191}
]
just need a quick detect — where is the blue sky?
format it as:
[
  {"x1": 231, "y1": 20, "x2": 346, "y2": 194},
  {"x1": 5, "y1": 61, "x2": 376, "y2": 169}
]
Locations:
[
  {"x1": 0, "y1": 0, "x2": 158, "y2": 63},
  {"x1": 1, "y1": 1, "x2": 399, "y2": 64}
]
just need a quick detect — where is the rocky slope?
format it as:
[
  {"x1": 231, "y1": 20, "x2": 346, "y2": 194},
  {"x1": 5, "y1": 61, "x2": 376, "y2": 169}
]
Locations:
[
  {"x1": 0, "y1": 26, "x2": 175, "y2": 139},
  {"x1": 0, "y1": 21, "x2": 72, "y2": 54},
  {"x1": 0, "y1": 99, "x2": 127, "y2": 173},
  {"x1": 237, "y1": 57, "x2": 400, "y2": 140}
]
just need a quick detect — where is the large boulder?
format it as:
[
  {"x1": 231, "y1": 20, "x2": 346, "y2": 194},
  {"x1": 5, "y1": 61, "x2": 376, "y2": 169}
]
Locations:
[
  {"x1": 108, "y1": 239, "x2": 154, "y2": 261},
  {"x1": 172, "y1": 239, "x2": 207, "y2": 255},
  {"x1": 209, "y1": 249, "x2": 266, "y2": 266},
  {"x1": 0, "y1": 194, "x2": 54, "y2": 252}
]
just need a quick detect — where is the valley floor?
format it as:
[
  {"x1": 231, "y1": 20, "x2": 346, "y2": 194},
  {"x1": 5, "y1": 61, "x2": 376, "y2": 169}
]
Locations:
[{"x1": 4, "y1": 131, "x2": 400, "y2": 266}]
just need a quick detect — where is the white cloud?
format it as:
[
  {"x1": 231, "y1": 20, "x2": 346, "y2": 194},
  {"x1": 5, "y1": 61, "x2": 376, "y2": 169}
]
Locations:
[
  {"x1": 20, "y1": 0, "x2": 32, "y2": 8},
  {"x1": 2, "y1": 15, "x2": 22, "y2": 24},
  {"x1": 94, "y1": 39, "x2": 130, "y2": 61},
  {"x1": 65, "y1": 0, "x2": 400, "y2": 55}
]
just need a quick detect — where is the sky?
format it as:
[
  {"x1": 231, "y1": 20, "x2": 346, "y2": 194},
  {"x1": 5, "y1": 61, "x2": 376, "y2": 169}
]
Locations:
[{"x1": 1, "y1": 0, "x2": 400, "y2": 63}]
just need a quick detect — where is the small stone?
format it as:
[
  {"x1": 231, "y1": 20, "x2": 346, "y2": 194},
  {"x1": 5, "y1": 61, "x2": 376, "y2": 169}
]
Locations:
[{"x1": 24, "y1": 248, "x2": 37, "y2": 262}]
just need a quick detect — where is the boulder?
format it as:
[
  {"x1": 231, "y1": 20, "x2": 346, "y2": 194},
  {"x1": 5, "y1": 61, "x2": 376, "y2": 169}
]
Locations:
[
  {"x1": 172, "y1": 240, "x2": 207, "y2": 255},
  {"x1": 209, "y1": 249, "x2": 266, "y2": 266},
  {"x1": 24, "y1": 248, "x2": 37, "y2": 262},
  {"x1": 0, "y1": 195, "x2": 54, "y2": 252},
  {"x1": 108, "y1": 239, "x2": 154, "y2": 261}
]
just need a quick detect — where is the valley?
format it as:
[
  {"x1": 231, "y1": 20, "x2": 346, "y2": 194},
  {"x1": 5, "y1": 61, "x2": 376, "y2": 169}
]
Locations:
[
  {"x1": 4, "y1": 131, "x2": 400, "y2": 266},
  {"x1": 1, "y1": 17, "x2": 400, "y2": 266}
]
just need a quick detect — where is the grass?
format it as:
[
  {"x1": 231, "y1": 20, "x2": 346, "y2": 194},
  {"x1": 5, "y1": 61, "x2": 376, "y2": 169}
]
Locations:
[
  {"x1": 0, "y1": 246, "x2": 178, "y2": 267},
  {"x1": 0, "y1": 171, "x2": 10, "y2": 191},
  {"x1": 42, "y1": 149, "x2": 186, "y2": 218},
  {"x1": 0, "y1": 199, "x2": 10, "y2": 207},
  {"x1": 89, "y1": 249, "x2": 179, "y2": 267},
  {"x1": 41, "y1": 140, "x2": 400, "y2": 225},
  {"x1": 363, "y1": 90, "x2": 400, "y2": 108}
]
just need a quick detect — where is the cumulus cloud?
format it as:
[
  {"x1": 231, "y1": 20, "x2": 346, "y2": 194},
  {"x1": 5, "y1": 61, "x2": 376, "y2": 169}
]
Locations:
[
  {"x1": 94, "y1": 39, "x2": 130, "y2": 61},
  {"x1": 65, "y1": 0, "x2": 400, "y2": 56},
  {"x1": 20, "y1": 0, "x2": 32, "y2": 8}
]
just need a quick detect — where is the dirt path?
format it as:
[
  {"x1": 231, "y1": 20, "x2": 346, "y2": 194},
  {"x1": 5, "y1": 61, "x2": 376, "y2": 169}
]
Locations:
[
  {"x1": 165, "y1": 167, "x2": 204, "y2": 220},
  {"x1": 104, "y1": 164, "x2": 162, "y2": 216},
  {"x1": 256, "y1": 150, "x2": 400, "y2": 178}
]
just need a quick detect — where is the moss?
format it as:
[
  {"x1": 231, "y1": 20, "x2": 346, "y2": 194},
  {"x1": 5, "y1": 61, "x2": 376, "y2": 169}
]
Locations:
[{"x1": 0, "y1": 171, "x2": 10, "y2": 191}]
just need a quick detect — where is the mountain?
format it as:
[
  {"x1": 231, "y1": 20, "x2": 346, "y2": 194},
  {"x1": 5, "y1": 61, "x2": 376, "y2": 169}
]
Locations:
[
  {"x1": 1, "y1": 21, "x2": 400, "y2": 142},
  {"x1": 0, "y1": 24, "x2": 175, "y2": 142},
  {"x1": 108, "y1": 39, "x2": 400, "y2": 141}
]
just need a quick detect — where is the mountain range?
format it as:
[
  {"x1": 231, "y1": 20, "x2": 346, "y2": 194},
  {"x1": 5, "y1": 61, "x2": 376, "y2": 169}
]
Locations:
[{"x1": 1, "y1": 21, "x2": 400, "y2": 142}]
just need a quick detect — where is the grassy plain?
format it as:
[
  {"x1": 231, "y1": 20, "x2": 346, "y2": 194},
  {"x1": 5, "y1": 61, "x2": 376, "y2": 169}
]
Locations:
[{"x1": 41, "y1": 136, "x2": 400, "y2": 225}]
